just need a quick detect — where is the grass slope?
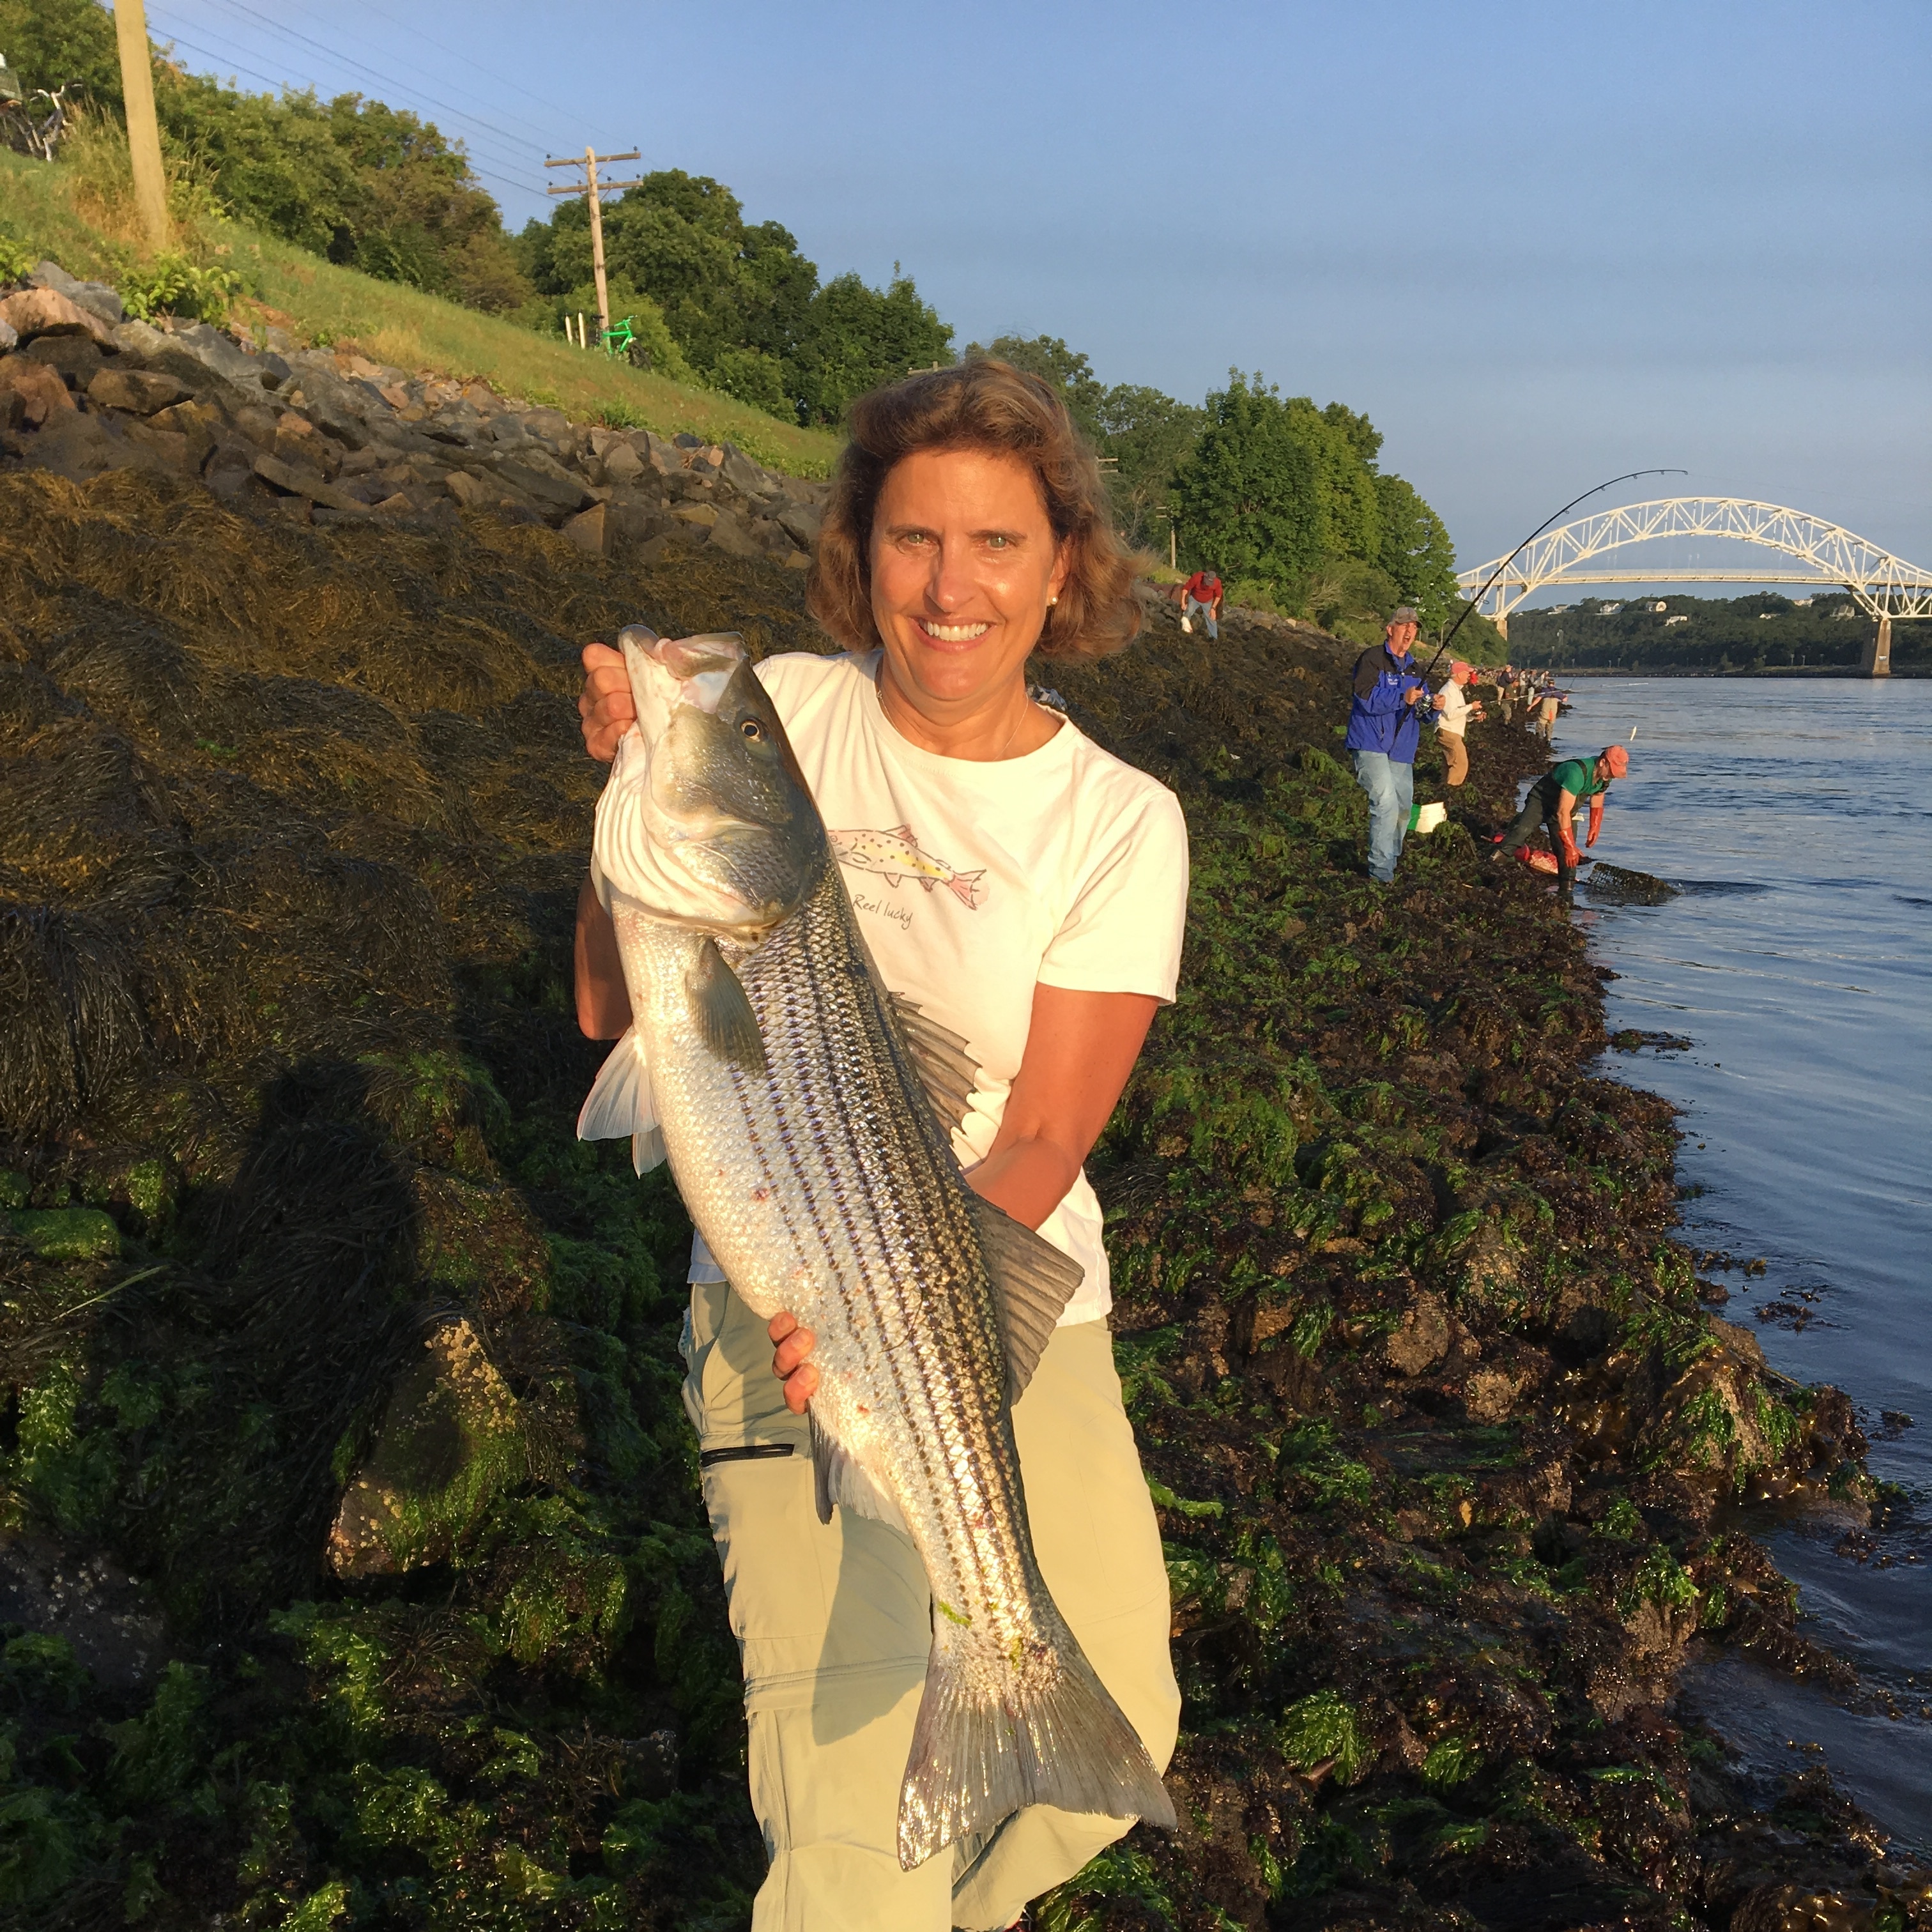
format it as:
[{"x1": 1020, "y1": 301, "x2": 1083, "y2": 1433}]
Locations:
[{"x1": 0, "y1": 150, "x2": 841, "y2": 477}]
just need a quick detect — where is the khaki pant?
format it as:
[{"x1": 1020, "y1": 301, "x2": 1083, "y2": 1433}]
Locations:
[
  {"x1": 683, "y1": 1280, "x2": 1179, "y2": 1932},
  {"x1": 1440, "y1": 730, "x2": 1468, "y2": 787}
]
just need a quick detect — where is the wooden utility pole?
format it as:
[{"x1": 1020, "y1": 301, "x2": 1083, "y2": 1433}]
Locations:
[
  {"x1": 112, "y1": 0, "x2": 170, "y2": 250},
  {"x1": 545, "y1": 147, "x2": 641, "y2": 346}
]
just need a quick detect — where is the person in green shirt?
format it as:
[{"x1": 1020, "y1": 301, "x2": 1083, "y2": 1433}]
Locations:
[{"x1": 1494, "y1": 744, "x2": 1629, "y2": 898}]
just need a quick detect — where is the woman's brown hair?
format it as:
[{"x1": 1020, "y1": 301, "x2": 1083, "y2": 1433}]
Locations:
[{"x1": 807, "y1": 359, "x2": 1141, "y2": 663}]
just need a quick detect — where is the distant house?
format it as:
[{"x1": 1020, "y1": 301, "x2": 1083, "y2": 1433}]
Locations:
[
  {"x1": 1664, "y1": 615, "x2": 1689, "y2": 627},
  {"x1": 1759, "y1": 611, "x2": 1775, "y2": 620},
  {"x1": 1648, "y1": 601, "x2": 1668, "y2": 613},
  {"x1": 1598, "y1": 602, "x2": 1623, "y2": 615},
  {"x1": 1793, "y1": 597, "x2": 1813, "y2": 606}
]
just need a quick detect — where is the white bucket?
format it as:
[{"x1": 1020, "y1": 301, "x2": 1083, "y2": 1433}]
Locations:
[{"x1": 1412, "y1": 801, "x2": 1448, "y2": 836}]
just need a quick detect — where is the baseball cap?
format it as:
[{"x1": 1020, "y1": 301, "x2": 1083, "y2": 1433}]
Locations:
[
  {"x1": 1390, "y1": 606, "x2": 1420, "y2": 625},
  {"x1": 1603, "y1": 744, "x2": 1629, "y2": 776},
  {"x1": 1450, "y1": 660, "x2": 1471, "y2": 678}
]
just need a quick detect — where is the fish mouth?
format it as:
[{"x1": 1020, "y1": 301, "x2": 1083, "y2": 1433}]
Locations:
[
  {"x1": 622, "y1": 624, "x2": 746, "y2": 727},
  {"x1": 606, "y1": 624, "x2": 815, "y2": 933}
]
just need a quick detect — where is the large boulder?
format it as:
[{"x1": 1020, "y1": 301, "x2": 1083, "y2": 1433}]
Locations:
[
  {"x1": 0, "y1": 286, "x2": 117, "y2": 349},
  {"x1": 86, "y1": 366, "x2": 195, "y2": 416},
  {"x1": 0, "y1": 356, "x2": 78, "y2": 427},
  {"x1": 27, "y1": 260, "x2": 125, "y2": 326},
  {"x1": 161, "y1": 321, "x2": 278, "y2": 392},
  {"x1": 327, "y1": 1316, "x2": 530, "y2": 1577}
]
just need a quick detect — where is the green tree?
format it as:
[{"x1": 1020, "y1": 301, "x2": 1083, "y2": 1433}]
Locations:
[
  {"x1": 965, "y1": 334, "x2": 1106, "y2": 443},
  {"x1": 1096, "y1": 384, "x2": 1204, "y2": 554},
  {"x1": 1373, "y1": 473, "x2": 1460, "y2": 629},
  {"x1": 793, "y1": 269, "x2": 953, "y2": 425},
  {"x1": 518, "y1": 173, "x2": 949, "y2": 422},
  {"x1": 520, "y1": 172, "x2": 813, "y2": 390},
  {"x1": 0, "y1": 0, "x2": 121, "y2": 105},
  {"x1": 1173, "y1": 374, "x2": 1334, "y2": 590}
]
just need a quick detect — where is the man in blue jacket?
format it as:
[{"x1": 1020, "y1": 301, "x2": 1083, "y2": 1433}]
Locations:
[{"x1": 1344, "y1": 605, "x2": 1428, "y2": 883}]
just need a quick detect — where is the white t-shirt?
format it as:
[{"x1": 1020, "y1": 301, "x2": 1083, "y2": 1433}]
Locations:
[
  {"x1": 685, "y1": 648, "x2": 1190, "y2": 1326},
  {"x1": 1434, "y1": 679, "x2": 1471, "y2": 737}
]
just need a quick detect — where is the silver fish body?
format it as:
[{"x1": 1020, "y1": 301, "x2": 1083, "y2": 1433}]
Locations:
[{"x1": 581, "y1": 625, "x2": 1174, "y2": 1867}]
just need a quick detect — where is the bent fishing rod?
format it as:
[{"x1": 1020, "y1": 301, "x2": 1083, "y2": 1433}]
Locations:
[{"x1": 1422, "y1": 468, "x2": 1689, "y2": 680}]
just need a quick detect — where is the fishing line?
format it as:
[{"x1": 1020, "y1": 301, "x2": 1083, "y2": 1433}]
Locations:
[{"x1": 1423, "y1": 469, "x2": 1690, "y2": 680}]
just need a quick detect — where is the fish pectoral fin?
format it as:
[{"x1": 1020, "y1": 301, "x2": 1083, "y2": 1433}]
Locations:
[
  {"x1": 808, "y1": 1409, "x2": 906, "y2": 1532},
  {"x1": 887, "y1": 992, "x2": 981, "y2": 1137},
  {"x1": 577, "y1": 1027, "x2": 667, "y2": 1174},
  {"x1": 689, "y1": 938, "x2": 768, "y2": 1075},
  {"x1": 970, "y1": 1199, "x2": 1085, "y2": 1407}
]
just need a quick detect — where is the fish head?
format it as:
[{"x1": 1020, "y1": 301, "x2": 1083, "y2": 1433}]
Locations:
[{"x1": 593, "y1": 624, "x2": 822, "y2": 933}]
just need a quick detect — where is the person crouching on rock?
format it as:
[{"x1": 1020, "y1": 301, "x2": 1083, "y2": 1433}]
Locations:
[
  {"x1": 1179, "y1": 565, "x2": 1223, "y2": 640},
  {"x1": 1496, "y1": 744, "x2": 1629, "y2": 900},
  {"x1": 1344, "y1": 604, "x2": 1427, "y2": 884},
  {"x1": 1430, "y1": 659, "x2": 1483, "y2": 790}
]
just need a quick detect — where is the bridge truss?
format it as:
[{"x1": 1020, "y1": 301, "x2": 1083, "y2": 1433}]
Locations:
[{"x1": 1457, "y1": 498, "x2": 1932, "y2": 625}]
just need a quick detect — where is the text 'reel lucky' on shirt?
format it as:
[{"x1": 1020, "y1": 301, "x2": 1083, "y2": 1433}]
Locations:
[{"x1": 684, "y1": 648, "x2": 1191, "y2": 1327}]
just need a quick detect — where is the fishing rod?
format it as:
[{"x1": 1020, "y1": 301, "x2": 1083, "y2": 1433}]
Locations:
[{"x1": 1422, "y1": 468, "x2": 1689, "y2": 680}]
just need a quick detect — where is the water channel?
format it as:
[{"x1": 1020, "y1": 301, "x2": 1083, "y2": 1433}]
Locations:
[{"x1": 1540, "y1": 675, "x2": 1932, "y2": 1853}]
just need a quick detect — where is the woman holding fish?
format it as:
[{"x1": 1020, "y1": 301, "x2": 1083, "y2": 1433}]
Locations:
[{"x1": 574, "y1": 362, "x2": 1186, "y2": 1931}]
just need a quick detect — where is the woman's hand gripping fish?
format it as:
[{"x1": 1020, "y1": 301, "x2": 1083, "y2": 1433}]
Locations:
[{"x1": 576, "y1": 625, "x2": 1175, "y2": 1869}]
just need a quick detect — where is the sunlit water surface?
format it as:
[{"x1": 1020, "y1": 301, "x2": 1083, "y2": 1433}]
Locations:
[{"x1": 1544, "y1": 677, "x2": 1932, "y2": 1851}]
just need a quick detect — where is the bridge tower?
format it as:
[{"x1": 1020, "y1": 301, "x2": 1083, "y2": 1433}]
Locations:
[{"x1": 1861, "y1": 615, "x2": 1892, "y2": 678}]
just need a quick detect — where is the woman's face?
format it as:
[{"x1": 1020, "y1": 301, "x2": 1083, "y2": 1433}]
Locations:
[{"x1": 868, "y1": 445, "x2": 1070, "y2": 718}]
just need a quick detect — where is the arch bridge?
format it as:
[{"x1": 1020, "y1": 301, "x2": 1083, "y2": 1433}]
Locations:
[{"x1": 1457, "y1": 498, "x2": 1932, "y2": 675}]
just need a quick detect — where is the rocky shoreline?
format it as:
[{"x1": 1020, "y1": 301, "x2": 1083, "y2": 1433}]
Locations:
[
  {"x1": 0, "y1": 315, "x2": 1920, "y2": 1928},
  {"x1": 1, "y1": 257, "x2": 828, "y2": 564}
]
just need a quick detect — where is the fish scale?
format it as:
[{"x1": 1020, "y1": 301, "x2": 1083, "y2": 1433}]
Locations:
[{"x1": 583, "y1": 624, "x2": 1173, "y2": 1867}]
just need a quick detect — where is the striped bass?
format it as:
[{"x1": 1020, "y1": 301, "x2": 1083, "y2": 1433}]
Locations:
[{"x1": 576, "y1": 625, "x2": 1174, "y2": 1869}]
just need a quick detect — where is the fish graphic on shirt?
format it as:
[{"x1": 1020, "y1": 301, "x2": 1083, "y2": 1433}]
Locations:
[{"x1": 831, "y1": 825, "x2": 985, "y2": 909}]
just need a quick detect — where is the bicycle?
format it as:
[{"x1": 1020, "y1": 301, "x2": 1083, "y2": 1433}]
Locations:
[{"x1": 1, "y1": 74, "x2": 75, "y2": 162}]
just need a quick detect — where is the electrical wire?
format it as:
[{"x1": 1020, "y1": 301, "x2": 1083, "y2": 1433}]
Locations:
[
  {"x1": 194, "y1": 0, "x2": 555, "y2": 168},
  {"x1": 144, "y1": 4, "x2": 547, "y2": 195},
  {"x1": 333, "y1": 0, "x2": 591, "y2": 136},
  {"x1": 153, "y1": 4, "x2": 543, "y2": 192}
]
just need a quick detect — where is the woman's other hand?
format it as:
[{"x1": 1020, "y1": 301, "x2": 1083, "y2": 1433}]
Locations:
[
  {"x1": 579, "y1": 641, "x2": 636, "y2": 763},
  {"x1": 768, "y1": 1310, "x2": 818, "y2": 1414}
]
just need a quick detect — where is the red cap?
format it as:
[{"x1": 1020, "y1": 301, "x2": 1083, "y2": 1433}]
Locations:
[{"x1": 1603, "y1": 744, "x2": 1629, "y2": 777}]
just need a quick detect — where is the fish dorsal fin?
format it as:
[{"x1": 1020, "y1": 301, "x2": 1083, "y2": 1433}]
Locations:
[
  {"x1": 689, "y1": 938, "x2": 767, "y2": 1076},
  {"x1": 887, "y1": 991, "x2": 979, "y2": 1137},
  {"x1": 970, "y1": 1199, "x2": 1085, "y2": 1407},
  {"x1": 808, "y1": 1408, "x2": 907, "y2": 1532}
]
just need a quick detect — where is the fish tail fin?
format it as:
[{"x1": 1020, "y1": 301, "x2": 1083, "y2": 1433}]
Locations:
[
  {"x1": 947, "y1": 869, "x2": 985, "y2": 909},
  {"x1": 896, "y1": 1628, "x2": 1174, "y2": 1871}
]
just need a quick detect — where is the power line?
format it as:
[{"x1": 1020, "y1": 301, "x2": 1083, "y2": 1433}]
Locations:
[
  {"x1": 144, "y1": 4, "x2": 546, "y2": 194},
  {"x1": 194, "y1": 0, "x2": 555, "y2": 167},
  {"x1": 332, "y1": 0, "x2": 588, "y2": 142}
]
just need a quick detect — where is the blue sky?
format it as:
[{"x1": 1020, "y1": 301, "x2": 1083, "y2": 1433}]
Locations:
[{"x1": 135, "y1": 0, "x2": 1931, "y2": 595}]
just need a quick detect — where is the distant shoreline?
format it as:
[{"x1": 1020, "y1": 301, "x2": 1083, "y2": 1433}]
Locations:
[{"x1": 1508, "y1": 665, "x2": 1929, "y2": 680}]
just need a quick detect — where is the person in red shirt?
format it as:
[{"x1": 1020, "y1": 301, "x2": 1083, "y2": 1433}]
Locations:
[{"x1": 1180, "y1": 568, "x2": 1223, "y2": 641}]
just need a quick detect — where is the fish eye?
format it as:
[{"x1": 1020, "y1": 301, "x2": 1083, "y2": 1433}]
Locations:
[{"x1": 740, "y1": 718, "x2": 763, "y2": 740}]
